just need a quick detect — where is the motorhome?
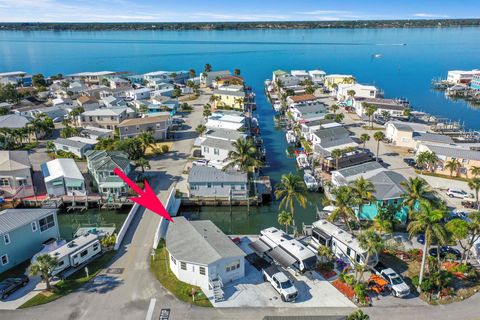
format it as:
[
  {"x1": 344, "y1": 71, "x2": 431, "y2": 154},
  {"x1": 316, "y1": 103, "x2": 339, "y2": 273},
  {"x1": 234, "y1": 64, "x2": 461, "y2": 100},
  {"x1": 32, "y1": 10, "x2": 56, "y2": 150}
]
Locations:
[
  {"x1": 47, "y1": 233, "x2": 101, "y2": 275},
  {"x1": 250, "y1": 227, "x2": 317, "y2": 272},
  {"x1": 310, "y1": 219, "x2": 378, "y2": 267}
]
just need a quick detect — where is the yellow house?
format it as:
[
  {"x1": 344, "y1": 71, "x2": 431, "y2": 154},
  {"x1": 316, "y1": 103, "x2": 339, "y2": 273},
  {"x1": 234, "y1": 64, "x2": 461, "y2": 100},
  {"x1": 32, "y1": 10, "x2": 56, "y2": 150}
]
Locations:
[
  {"x1": 324, "y1": 74, "x2": 355, "y2": 90},
  {"x1": 417, "y1": 143, "x2": 480, "y2": 178},
  {"x1": 212, "y1": 88, "x2": 246, "y2": 110}
]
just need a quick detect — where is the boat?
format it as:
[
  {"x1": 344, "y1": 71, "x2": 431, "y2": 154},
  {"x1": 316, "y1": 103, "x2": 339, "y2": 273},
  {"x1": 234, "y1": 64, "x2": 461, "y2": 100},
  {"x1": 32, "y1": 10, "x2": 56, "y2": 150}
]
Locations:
[
  {"x1": 296, "y1": 153, "x2": 310, "y2": 169},
  {"x1": 285, "y1": 130, "x2": 297, "y2": 144},
  {"x1": 273, "y1": 102, "x2": 283, "y2": 113},
  {"x1": 372, "y1": 53, "x2": 382, "y2": 59},
  {"x1": 303, "y1": 170, "x2": 319, "y2": 191}
]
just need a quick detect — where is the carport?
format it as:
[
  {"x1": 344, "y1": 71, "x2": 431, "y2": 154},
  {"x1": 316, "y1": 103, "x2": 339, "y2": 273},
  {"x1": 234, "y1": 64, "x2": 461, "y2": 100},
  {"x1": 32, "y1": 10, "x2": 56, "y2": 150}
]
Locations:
[{"x1": 248, "y1": 238, "x2": 271, "y2": 254}]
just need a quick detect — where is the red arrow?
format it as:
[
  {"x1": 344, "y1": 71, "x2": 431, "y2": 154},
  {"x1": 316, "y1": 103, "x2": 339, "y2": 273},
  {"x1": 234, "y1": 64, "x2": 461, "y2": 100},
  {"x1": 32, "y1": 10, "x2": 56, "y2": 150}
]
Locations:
[{"x1": 113, "y1": 167, "x2": 173, "y2": 222}]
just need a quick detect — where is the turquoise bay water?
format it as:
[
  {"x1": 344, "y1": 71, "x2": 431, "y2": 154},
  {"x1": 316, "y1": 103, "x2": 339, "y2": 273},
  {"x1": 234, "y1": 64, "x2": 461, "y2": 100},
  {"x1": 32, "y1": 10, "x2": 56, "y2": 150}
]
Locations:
[{"x1": 1, "y1": 28, "x2": 480, "y2": 234}]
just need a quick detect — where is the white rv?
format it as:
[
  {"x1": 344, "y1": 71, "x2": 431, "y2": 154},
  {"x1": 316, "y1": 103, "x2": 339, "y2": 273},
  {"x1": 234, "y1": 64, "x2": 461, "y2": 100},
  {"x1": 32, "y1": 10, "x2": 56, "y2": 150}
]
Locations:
[
  {"x1": 250, "y1": 227, "x2": 317, "y2": 272},
  {"x1": 310, "y1": 220, "x2": 378, "y2": 267},
  {"x1": 48, "y1": 233, "x2": 102, "y2": 275}
]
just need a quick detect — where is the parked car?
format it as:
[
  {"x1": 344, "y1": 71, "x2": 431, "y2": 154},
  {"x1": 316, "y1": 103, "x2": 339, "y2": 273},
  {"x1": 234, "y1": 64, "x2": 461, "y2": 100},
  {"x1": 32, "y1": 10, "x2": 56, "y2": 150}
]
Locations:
[
  {"x1": 428, "y1": 246, "x2": 462, "y2": 260},
  {"x1": 192, "y1": 159, "x2": 209, "y2": 166},
  {"x1": 403, "y1": 158, "x2": 416, "y2": 167},
  {"x1": 262, "y1": 265, "x2": 298, "y2": 302},
  {"x1": 0, "y1": 275, "x2": 29, "y2": 300},
  {"x1": 371, "y1": 262, "x2": 410, "y2": 298},
  {"x1": 446, "y1": 188, "x2": 471, "y2": 199}
]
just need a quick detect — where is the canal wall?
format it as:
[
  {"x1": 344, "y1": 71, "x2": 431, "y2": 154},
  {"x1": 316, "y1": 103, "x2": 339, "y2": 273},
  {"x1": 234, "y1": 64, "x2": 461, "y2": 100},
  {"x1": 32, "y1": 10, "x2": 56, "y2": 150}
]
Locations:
[
  {"x1": 114, "y1": 203, "x2": 140, "y2": 251},
  {"x1": 153, "y1": 187, "x2": 180, "y2": 249}
]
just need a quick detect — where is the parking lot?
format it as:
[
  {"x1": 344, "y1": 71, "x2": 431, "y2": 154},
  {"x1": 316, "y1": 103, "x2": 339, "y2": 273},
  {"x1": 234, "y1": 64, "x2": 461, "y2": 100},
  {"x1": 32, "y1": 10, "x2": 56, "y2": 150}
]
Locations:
[{"x1": 212, "y1": 237, "x2": 355, "y2": 308}]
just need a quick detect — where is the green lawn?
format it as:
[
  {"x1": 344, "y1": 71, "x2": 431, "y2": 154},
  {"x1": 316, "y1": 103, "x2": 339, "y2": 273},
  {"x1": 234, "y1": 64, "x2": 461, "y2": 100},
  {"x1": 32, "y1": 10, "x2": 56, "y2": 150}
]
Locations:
[
  {"x1": 150, "y1": 241, "x2": 212, "y2": 307},
  {"x1": 19, "y1": 251, "x2": 116, "y2": 308},
  {"x1": 414, "y1": 170, "x2": 470, "y2": 182}
]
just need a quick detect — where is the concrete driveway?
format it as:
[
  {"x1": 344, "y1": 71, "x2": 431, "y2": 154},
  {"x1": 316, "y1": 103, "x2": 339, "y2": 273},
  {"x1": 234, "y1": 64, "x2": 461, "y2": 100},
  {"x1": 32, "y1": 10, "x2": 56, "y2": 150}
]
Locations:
[{"x1": 0, "y1": 276, "x2": 42, "y2": 310}]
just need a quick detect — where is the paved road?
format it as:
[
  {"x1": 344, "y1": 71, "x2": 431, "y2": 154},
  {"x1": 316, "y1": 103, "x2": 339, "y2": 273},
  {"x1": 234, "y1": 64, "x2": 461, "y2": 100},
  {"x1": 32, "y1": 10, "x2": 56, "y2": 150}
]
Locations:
[{"x1": 2, "y1": 97, "x2": 480, "y2": 320}]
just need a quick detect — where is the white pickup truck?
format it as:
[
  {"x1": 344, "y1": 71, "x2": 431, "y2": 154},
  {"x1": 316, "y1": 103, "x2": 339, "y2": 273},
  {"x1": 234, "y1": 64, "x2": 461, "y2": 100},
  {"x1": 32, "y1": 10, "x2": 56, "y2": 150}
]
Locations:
[
  {"x1": 262, "y1": 265, "x2": 298, "y2": 302},
  {"x1": 372, "y1": 262, "x2": 410, "y2": 298}
]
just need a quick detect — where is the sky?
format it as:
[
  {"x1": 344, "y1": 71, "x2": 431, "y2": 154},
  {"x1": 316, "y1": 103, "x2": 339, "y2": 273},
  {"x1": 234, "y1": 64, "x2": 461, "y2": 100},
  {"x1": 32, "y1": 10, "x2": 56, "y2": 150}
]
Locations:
[{"x1": 0, "y1": 0, "x2": 478, "y2": 23}]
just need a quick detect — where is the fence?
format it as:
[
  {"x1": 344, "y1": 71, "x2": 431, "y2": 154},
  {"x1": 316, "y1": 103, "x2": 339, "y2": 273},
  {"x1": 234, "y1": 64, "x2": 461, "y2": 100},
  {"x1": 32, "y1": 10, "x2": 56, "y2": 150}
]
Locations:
[{"x1": 114, "y1": 202, "x2": 140, "y2": 251}]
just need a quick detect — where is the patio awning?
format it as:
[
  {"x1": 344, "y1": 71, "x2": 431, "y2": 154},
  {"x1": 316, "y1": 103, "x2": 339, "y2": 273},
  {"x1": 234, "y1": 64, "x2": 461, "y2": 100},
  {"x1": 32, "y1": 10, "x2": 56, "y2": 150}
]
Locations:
[
  {"x1": 267, "y1": 246, "x2": 297, "y2": 268},
  {"x1": 248, "y1": 238, "x2": 271, "y2": 254}
]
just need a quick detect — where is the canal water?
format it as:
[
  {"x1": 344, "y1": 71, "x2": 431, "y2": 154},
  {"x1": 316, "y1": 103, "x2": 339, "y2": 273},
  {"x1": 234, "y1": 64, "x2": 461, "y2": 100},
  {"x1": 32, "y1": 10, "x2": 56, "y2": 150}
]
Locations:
[
  {"x1": 57, "y1": 208, "x2": 129, "y2": 240},
  {"x1": 2, "y1": 27, "x2": 480, "y2": 234}
]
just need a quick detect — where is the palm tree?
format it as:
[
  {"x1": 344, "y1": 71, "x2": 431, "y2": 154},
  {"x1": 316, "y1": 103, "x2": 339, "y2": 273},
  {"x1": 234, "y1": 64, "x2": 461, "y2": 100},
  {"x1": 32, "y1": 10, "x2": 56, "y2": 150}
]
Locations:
[
  {"x1": 135, "y1": 157, "x2": 150, "y2": 175},
  {"x1": 373, "y1": 131, "x2": 385, "y2": 162},
  {"x1": 195, "y1": 124, "x2": 207, "y2": 136},
  {"x1": 468, "y1": 178, "x2": 480, "y2": 210},
  {"x1": 204, "y1": 63, "x2": 212, "y2": 72},
  {"x1": 416, "y1": 151, "x2": 438, "y2": 173},
  {"x1": 274, "y1": 173, "x2": 308, "y2": 215},
  {"x1": 233, "y1": 97, "x2": 244, "y2": 108},
  {"x1": 374, "y1": 203, "x2": 399, "y2": 236},
  {"x1": 347, "y1": 310, "x2": 370, "y2": 320},
  {"x1": 401, "y1": 176, "x2": 431, "y2": 220},
  {"x1": 317, "y1": 245, "x2": 334, "y2": 263},
  {"x1": 29, "y1": 254, "x2": 58, "y2": 291},
  {"x1": 189, "y1": 69, "x2": 196, "y2": 78},
  {"x1": 363, "y1": 103, "x2": 377, "y2": 129},
  {"x1": 360, "y1": 133, "x2": 370, "y2": 149},
  {"x1": 225, "y1": 138, "x2": 262, "y2": 173},
  {"x1": 277, "y1": 210, "x2": 294, "y2": 233},
  {"x1": 444, "y1": 158, "x2": 461, "y2": 177},
  {"x1": 137, "y1": 131, "x2": 155, "y2": 154},
  {"x1": 335, "y1": 113, "x2": 345, "y2": 123},
  {"x1": 331, "y1": 149, "x2": 343, "y2": 170},
  {"x1": 350, "y1": 177, "x2": 376, "y2": 225},
  {"x1": 358, "y1": 229, "x2": 384, "y2": 281},
  {"x1": 46, "y1": 141, "x2": 55, "y2": 153},
  {"x1": 325, "y1": 186, "x2": 356, "y2": 231},
  {"x1": 470, "y1": 166, "x2": 480, "y2": 178},
  {"x1": 408, "y1": 201, "x2": 447, "y2": 291}
]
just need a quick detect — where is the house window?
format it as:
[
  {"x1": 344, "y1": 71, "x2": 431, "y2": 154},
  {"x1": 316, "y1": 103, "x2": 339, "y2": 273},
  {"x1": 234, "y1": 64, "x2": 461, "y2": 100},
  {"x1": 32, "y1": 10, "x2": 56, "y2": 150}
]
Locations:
[
  {"x1": 125, "y1": 128, "x2": 128, "y2": 132},
  {"x1": 226, "y1": 260, "x2": 240, "y2": 272},
  {"x1": 199, "y1": 266, "x2": 206, "y2": 275},
  {"x1": 18, "y1": 178, "x2": 27, "y2": 186},
  {"x1": 3, "y1": 233, "x2": 10, "y2": 245},
  {"x1": 180, "y1": 262, "x2": 187, "y2": 270},
  {"x1": 346, "y1": 247, "x2": 351, "y2": 257},
  {"x1": 136, "y1": 126, "x2": 140, "y2": 131},
  {"x1": 156, "y1": 124, "x2": 160, "y2": 129},
  {"x1": 93, "y1": 243, "x2": 99, "y2": 251},
  {"x1": 0, "y1": 178, "x2": 9, "y2": 186},
  {"x1": 31, "y1": 221, "x2": 37, "y2": 232},
  {"x1": 0, "y1": 254, "x2": 8, "y2": 266},
  {"x1": 207, "y1": 183, "x2": 212, "y2": 188},
  {"x1": 171, "y1": 256, "x2": 176, "y2": 265},
  {"x1": 203, "y1": 147, "x2": 209, "y2": 153},
  {"x1": 39, "y1": 214, "x2": 55, "y2": 232},
  {"x1": 214, "y1": 148, "x2": 219, "y2": 155},
  {"x1": 240, "y1": 185, "x2": 245, "y2": 190}
]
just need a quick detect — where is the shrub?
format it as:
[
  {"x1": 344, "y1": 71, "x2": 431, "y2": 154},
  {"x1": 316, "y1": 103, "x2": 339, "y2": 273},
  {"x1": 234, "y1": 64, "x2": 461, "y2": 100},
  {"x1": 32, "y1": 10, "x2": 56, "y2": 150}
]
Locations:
[
  {"x1": 317, "y1": 262, "x2": 334, "y2": 272},
  {"x1": 354, "y1": 283, "x2": 368, "y2": 303},
  {"x1": 161, "y1": 145, "x2": 170, "y2": 153},
  {"x1": 338, "y1": 272, "x2": 346, "y2": 283},
  {"x1": 344, "y1": 274, "x2": 356, "y2": 287}
]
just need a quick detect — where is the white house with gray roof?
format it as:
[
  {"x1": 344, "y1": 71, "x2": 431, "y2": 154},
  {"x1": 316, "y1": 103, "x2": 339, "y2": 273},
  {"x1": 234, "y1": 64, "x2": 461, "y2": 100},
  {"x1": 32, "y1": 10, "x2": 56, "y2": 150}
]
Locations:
[
  {"x1": 41, "y1": 158, "x2": 86, "y2": 196},
  {"x1": 188, "y1": 166, "x2": 248, "y2": 199},
  {"x1": 200, "y1": 137, "x2": 235, "y2": 167},
  {"x1": 0, "y1": 150, "x2": 34, "y2": 198},
  {"x1": 53, "y1": 137, "x2": 95, "y2": 158},
  {"x1": 165, "y1": 216, "x2": 246, "y2": 294},
  {"x1": 331, "y1": 161, "x2": 386, "y2": 187},
  {"x1": 0, "y1": 209, "x2": 59, "y2": 273},
  {"x1": 204, "y1": 128, "x2": 247, "y2": 142}
]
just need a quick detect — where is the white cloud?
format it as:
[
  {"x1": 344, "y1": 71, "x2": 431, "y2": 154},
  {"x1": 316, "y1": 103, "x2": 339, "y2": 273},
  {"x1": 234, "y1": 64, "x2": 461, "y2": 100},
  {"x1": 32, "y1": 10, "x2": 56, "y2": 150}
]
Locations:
[{"x1": 413, "y1": 13, "x2": 450, "y2": 18}]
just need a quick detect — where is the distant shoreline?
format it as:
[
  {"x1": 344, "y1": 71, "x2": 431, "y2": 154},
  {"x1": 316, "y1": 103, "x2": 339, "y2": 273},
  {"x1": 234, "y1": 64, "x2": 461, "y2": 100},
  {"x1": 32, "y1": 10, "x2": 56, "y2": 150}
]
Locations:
[{"x1": 1, "y1": 19, "x2": 480, "y2": 31}]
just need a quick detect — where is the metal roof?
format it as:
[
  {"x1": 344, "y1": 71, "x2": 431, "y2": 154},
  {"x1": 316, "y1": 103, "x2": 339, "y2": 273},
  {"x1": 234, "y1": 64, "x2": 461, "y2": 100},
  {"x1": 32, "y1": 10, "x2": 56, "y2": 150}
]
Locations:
[
  {"x1": 205, "y1": 128, "x2": 247, "y2": 141},
  {"x1": 200, "y1": 137, "x2": 235, "y2": 151},
  {"x1": 425, "y1": 144, "x2": 480, "y2": 161},
  {"x1": 41, "y1": 158, "x2": 84, "y2": 182},
  {"x1": 0, "y1": 209, "x2": 57, "y2": 235},
  {"x1": 188, "y1": 166, "x2": 247, "y2": 184},
  {"x1": 335, "y1": 161, "x2": 385, "y2": 178},
  {"x1": 165, "y1": 216, "x2": 245, "y2": 265},
  {"x1": 412, "y1": 132, "x2": 454, "y2": 144},
  {"x1": 54, "y1": 137, "x2": 88, "y2": 149},
  {"x1": 313, "y1": 126, "x2": 350, "y2": 140},
  {"x1": 0, "y1": 114, "x2": 31, "y2": 129},
  {"x1": 213, "y1": 89, "x2": 246, "y2": 97},
  {"x1": 85, "y1": 150, "x2": 131, "y2": 171}
]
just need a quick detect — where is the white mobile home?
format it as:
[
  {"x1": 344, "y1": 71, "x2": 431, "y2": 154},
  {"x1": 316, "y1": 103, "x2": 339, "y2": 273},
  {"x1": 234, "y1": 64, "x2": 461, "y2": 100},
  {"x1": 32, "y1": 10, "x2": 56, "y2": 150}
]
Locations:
[
  {"x1": 250, "y1": 227, "x2": 317, "y2": 272},
  {"x1": 310, "y1": 220, "x2": 378, "y2": 267},
  {"x1": 41, "y1": 158, "x2": 86, "y2": 196},
  {"x1": 47, "y1": 233, "x2": 101, "y2": 275}
]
